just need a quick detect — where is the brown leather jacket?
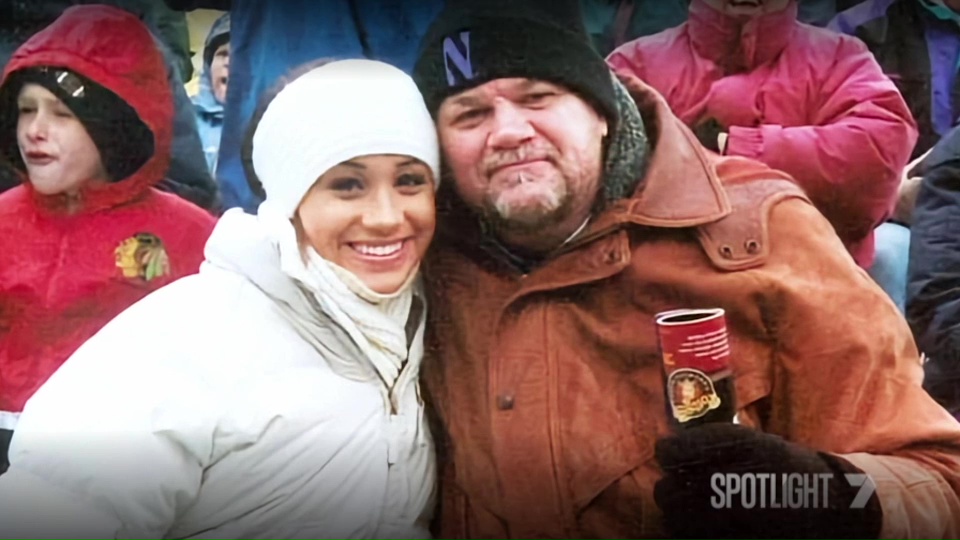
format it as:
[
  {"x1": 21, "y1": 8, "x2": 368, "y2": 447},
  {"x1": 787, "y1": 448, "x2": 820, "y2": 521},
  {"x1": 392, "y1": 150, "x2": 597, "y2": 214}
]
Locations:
[{"x1": 422, "y1": 75, "x2": 960, "y2": 538}]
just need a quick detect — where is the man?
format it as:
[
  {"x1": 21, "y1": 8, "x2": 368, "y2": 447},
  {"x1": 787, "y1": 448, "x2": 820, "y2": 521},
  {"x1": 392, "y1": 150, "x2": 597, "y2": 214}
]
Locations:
[
  {"x1": 412, "y1": 0, "x2": 960, "y2": 537},
  {"x1": 191, "y1": 12, "x2": 230, "y2": 175}
]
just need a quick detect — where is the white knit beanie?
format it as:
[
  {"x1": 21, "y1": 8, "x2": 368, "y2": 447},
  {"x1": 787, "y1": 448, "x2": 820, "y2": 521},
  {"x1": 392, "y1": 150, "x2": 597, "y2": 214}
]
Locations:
[{"x1": 251, "y1": 59, "x2": 440, "y2": 218}]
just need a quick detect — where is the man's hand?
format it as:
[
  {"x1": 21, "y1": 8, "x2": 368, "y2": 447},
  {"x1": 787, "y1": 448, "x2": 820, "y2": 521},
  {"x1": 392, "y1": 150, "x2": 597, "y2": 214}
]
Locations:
[
  {"x1": 693, "y1": 118, "x2": 727, "y2": 153},
  {"x1": 654, "y1": 423, "x2": 882, "y2": 539}
]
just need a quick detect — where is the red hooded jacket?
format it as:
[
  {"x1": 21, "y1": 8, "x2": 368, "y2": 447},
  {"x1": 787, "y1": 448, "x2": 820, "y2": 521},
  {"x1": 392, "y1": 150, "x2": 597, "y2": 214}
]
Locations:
[
  {"x1": 0, "y1": 5, "x2": 216, "y2": 427},
  {"x1": 607, "y1": 0, "x2": 917, "y2": 268}
]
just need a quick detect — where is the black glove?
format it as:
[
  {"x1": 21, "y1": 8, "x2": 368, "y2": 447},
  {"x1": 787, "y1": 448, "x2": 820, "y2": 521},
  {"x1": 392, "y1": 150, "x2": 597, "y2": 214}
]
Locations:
[
  {"x1": 693, "y1": 118, "x2": 726, "y2": 153},
  {"x1": 654, "y1": 423, "x2": 882, "y2": 539}
]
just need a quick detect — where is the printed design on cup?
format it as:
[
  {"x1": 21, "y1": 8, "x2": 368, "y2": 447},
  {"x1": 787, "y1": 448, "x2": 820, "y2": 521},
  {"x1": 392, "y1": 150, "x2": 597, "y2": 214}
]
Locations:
[
  {"x1": 668, "y1": 368, "x2": 722, "y2": 422},
  {"x1": 115, "y1": 232, "x2": 170, "y2": 282},
  {"x1": 656, "y1": 307, "x2": 738, "y2": 427}
]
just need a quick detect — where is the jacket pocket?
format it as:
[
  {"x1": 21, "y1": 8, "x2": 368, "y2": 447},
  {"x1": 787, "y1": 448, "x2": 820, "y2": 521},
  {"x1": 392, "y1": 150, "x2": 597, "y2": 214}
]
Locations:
[{"x1": 576, "y1": 459, "x2": 664, "y2": 538}]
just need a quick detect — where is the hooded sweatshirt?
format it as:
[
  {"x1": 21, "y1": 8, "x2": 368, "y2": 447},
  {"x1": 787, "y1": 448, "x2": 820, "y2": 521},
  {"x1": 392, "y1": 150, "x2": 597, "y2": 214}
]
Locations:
[
  {"x1": 608, "y1": 0, "x2": 918, "y2": 268},
  {"x1": 192, "y1": 12, "x2": 229, "y2": 175},
  {"x1": 0, "y1": 0, "x2": 221, "y2": 211},
  {"x1": 0, "y1": 205, "x2": 435, "y2": 538},
  {"x1": 0, "y1": 5, "x2": 215, "y2": 439}
]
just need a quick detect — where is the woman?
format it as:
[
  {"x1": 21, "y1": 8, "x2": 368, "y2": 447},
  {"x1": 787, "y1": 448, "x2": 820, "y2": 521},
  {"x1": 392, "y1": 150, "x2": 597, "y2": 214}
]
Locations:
[
  {"x1": 0, "y1": 5, "x2": 216, "y2": 473},
  {"x1": 0, "y1": 58, "x2": 439, "y2": 538}
]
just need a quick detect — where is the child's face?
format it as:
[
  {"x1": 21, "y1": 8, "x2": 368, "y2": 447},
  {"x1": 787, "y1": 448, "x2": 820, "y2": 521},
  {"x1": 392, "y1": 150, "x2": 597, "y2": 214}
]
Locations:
[
  {"x1": 16, "y1": 83, "x2": 107, "y2": 196},
  {"x1": 211, "y1": 43, "x2": 230, "y2": 105}
]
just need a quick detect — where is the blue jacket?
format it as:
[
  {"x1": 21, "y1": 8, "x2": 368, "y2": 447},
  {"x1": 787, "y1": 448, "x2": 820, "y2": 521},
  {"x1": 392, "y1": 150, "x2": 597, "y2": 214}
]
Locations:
[
  {"x1": 830, "y1": 0, "x2": 960, "y2": 158},
  {"x1": 167, "y1": 0, "x2": 445, "y2": 213},
  {"x1": 191, "y1": 13, "x2": 229, "y2": 176},
  {"x1": 906, "y1": 122, "x2": 960, "y2": 415}
]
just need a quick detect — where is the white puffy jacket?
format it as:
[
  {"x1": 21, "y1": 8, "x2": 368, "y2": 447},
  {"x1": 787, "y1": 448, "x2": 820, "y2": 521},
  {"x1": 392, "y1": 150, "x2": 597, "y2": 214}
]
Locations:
[{"x1": 0, "y1": 209, "x2": 436, "y2": 539}]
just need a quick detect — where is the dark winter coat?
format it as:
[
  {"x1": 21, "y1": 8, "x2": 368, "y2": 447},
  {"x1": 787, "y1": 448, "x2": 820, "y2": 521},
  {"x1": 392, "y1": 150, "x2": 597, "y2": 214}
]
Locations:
[{"x1": 906, "y1": 122, "x2": 960, "y2": 416}]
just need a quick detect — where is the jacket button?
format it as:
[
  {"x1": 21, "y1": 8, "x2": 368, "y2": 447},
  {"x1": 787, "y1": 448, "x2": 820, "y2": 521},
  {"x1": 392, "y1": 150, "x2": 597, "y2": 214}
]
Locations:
[{"x1": 497, "y1": 393, "x2": 515, "y2": 411}]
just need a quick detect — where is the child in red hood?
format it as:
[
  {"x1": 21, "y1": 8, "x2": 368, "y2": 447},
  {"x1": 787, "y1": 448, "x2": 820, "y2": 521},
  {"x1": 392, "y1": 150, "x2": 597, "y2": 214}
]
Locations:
[{"x1": 0, "y1": 5, "x2": 216, "y2": 471}]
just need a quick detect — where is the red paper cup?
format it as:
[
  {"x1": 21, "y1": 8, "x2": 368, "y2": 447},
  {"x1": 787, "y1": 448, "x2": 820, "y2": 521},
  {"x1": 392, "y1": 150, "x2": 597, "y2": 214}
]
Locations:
[
  {"x1": 655, "y1": 308, "x2": 730, "y2": 374},
  {"x1": 655, "y1": 308, "x2": 735, "y2": 425}
]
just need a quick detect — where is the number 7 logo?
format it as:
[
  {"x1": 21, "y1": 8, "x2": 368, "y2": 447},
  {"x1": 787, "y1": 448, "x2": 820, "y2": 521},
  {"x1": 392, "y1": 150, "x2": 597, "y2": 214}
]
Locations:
[{"x1": 845, "y1": 474, "x2": 876, "y2": 509}]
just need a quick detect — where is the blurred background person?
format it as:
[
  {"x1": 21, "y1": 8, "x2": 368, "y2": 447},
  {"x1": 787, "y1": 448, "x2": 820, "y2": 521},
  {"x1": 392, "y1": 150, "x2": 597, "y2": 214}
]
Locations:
[
  {"x1": 164, "y1": 0, "x2": 444, "y2": 213},
  {"x1": 192, "y1": 12, "x2": 229, "y2": 175},
  {"x1": 905, "y1": 122, "x2": 960, "y2": 418},
  {"x1": 578, "y1": 0, "x2": 866, "y2": 59},
  {"x1": 829, "y1": 0, "x2": 960, "y2": 314},
  {"x1": 608, "y1": 0, "x2": 916, "y2": 309}
]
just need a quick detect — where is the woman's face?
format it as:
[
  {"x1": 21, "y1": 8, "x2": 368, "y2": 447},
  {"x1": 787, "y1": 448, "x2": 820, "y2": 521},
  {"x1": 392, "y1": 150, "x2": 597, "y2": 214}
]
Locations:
[
  {"x1": 297, "y1": 154, "x2": 436, "y2": 295},
  {"x1": 16, "y1": 83, "x2": 107, "y2": 196}
]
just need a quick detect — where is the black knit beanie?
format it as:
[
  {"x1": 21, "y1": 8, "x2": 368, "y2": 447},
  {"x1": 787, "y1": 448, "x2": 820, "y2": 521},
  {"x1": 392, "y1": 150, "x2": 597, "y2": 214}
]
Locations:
[
  {"x1": 0, "y1": 66, "x2": 154, "y2": 182},
  {"x1": 413, "y1": 0, "x2": 618, "y2": 130}
]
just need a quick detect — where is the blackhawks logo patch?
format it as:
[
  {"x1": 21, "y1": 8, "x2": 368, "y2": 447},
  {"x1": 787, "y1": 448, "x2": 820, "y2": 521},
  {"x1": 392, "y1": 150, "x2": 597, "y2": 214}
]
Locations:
[{"x1": 115, "y1": 233, "x2": 170, "y2": 282}]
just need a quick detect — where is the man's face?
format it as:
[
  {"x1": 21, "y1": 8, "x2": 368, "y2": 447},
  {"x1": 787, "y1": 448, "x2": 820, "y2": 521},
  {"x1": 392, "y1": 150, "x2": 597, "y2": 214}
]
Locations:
[
  {"x1": 210, "y1": 42, "x2": 229, "y2": 104},
  {"x1": 702, "y1": 0, "x2": 790, "y2": 17},
  {"x1": 436, "y1": 78, "x2": 608, "y2": 253}
]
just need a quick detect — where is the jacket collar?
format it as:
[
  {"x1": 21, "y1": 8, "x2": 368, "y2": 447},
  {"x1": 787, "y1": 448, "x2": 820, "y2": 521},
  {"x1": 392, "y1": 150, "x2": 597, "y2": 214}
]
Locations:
[
  {"x1": 570, "y1": 73, "x2": 731, "y2": 247},
  {"x1": 687, "y1": 0, "x2": 797, "y2": 72}
]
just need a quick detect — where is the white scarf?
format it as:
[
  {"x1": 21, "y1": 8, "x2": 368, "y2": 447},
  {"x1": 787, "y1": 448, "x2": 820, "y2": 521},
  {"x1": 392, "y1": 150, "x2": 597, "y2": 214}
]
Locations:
[{"x1": 258, "y1": 203, "x2": 421, "y2": 398}]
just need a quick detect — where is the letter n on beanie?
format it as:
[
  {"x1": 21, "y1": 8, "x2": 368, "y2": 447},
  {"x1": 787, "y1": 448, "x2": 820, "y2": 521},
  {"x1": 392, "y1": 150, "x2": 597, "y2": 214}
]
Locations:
[
  {"x1": 413, "y1": 0, "x2": 618, "y2": 130},
  {"x1": 443, "y1": 31, "x2": 475, "y2": 86}
]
